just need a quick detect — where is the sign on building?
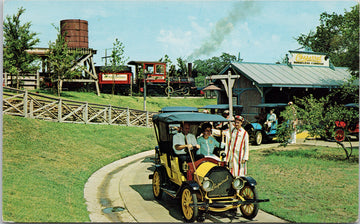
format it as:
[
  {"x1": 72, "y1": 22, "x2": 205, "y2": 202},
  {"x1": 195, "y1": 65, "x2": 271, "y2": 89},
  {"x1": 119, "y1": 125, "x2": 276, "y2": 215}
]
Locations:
[{"x1": 288, "y1": 50, "x2": 329, "y2": 66}]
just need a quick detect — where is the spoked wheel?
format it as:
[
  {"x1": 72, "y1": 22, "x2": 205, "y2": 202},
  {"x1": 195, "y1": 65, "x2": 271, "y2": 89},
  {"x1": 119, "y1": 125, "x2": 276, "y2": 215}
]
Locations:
[
  {"x1": 165, "y1": 86, "x2": 174, "y2": 95},
  {"x1": 180, "y1": 186, "x2": 198, "y2": 222},
  {"x1": 240, "y1": 185, "x2": 259, "y2": 220},
  {"x1": 254, "y1": 131, "x2": 263, "y2": 145},
  {"x1": 334, "y1": 128, "x2": 345, "y2": 142},
  {"x1": 152, "y1": 169, "x2": 163, "y2": 200},
  {"x1": 182, "y1": 87, "x2": 190, "y2": 95}
]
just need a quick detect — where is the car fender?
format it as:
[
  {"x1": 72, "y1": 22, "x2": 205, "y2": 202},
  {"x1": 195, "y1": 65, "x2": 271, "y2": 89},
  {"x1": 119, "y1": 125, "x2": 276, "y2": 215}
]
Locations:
[
  {"x1": 251, "y1": 123, "x2": 262, "y2": 130},
  {"x1": 182, "y1": 181, "x2": 200, "y2": 191},
  {"x1": 242, "y1": 176, "x2": 257, "y2": 187}
]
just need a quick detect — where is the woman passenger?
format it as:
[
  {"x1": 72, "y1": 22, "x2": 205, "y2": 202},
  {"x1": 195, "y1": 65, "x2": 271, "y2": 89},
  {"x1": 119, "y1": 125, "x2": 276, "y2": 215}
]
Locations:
[{"x1": 196, "y1": 123, "x2": 224, "y2": 160}]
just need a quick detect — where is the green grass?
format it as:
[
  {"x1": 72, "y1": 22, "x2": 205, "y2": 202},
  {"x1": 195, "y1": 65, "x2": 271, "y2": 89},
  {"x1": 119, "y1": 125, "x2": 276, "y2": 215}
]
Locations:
[
  {"x1": 248, "y1": 145, "x2": 359, "y2": 223},
  {"x1": 2, "y1": 90, "x2": 359, "y2": 222},
  {"x1": 2, "y1": 115, "x2": 156, "y2": 222},
  {"x1": 29, "y1": 89, "x2": 216, "y2": 112}
]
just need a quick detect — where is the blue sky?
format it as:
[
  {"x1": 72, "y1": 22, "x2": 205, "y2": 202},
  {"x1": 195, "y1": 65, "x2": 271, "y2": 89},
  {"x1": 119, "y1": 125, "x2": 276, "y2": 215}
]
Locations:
[{"x1": 3, "y1": 0, "x2": 357, "y2": 66}]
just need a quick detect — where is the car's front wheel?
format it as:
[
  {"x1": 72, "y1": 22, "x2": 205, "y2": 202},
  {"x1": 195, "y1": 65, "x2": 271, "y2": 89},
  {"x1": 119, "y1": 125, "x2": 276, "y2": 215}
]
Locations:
[
  {"x1": 240, "y1": 185, "x2": 259, "y2": 220},
  {"x1": 180, "y1": 186, "x2": 198, "y2": 222}
]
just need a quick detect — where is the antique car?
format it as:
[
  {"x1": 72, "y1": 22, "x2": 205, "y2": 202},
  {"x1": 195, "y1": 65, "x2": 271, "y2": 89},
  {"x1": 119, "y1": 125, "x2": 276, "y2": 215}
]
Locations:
[
  {"x1": 244, "y1": 103, "x2": 287, "y2": 145},
  {"x1": 149, "y1": 107, "x2": 269, "y2": 222},
  {"x1": 334, "y1": 103, "x2": 359, "y2": 142}
]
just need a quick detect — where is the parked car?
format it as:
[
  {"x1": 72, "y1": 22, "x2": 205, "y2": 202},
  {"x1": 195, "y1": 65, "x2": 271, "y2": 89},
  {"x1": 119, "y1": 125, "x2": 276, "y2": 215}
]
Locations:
[
  {"x1": 149, "y1": 107, "x2": 269, "y2": 222},
  {"x1": 244, "y1": 103, "x2": 287, "y2": 145}
]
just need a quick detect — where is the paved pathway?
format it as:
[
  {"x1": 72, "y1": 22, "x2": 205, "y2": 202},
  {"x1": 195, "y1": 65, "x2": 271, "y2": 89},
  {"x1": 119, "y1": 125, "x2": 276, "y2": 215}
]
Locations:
[{"x1": 84, "y1": 137, "x2": 358, "y2": 222}]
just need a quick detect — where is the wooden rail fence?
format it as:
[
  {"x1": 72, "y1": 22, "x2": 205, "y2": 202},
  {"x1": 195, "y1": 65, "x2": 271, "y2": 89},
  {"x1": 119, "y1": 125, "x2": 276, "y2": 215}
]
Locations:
[{"x1": 3, "y1": 87, "x2": 156, "y2": 128}]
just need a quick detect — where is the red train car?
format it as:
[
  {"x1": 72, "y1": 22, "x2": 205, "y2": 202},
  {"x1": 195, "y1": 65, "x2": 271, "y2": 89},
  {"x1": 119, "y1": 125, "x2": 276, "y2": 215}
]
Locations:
[
  {"x1": 96, "y1": 66, "x2": 133, "y2": 95},
  {"x1": 96, "y1": 61, "x2": 197, "y2": 96},
  {"x1": 128, "y1": 61, "x2": 167, "y2": 94}
]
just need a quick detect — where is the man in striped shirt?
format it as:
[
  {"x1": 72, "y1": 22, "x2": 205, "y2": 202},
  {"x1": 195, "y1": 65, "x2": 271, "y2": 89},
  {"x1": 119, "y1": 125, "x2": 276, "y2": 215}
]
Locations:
[{"x1": 224, "y1": 115, "x2": 249, "y2": 177}]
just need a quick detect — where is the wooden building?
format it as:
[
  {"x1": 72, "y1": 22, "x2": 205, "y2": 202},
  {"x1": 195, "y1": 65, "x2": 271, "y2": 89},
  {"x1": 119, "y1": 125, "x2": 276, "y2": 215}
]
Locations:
[{"x1": 211, "y1": 51, "x2": 354, "y2": 120}]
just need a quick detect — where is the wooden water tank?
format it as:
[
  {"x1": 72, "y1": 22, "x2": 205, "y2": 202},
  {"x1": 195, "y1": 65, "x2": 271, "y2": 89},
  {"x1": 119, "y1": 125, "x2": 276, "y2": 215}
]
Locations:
[{"x1": 60, "y1": 19, "x2": 88, "y2": 48}]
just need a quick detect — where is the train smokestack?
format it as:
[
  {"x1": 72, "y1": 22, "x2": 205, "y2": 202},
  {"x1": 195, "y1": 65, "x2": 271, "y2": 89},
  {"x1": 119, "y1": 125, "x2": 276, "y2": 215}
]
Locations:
[{"x1": 188, "y1": 63, "x2": 192, "y2": 77}]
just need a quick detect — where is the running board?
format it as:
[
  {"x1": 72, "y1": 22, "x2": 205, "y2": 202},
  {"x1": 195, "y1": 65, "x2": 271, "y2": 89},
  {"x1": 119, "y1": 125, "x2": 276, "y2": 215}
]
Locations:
[{"x1": 161, "y1": 187, "x2": 177, "y2": 198}]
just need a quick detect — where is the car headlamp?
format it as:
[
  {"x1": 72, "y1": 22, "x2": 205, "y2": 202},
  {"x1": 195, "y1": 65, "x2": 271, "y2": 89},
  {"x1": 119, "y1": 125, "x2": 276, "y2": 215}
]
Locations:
[
  {"x1": 232, "y1": 177, "x2": 245, "y2": 190},
  {"x1": 202, "y1": 177, "x2": 214, "y2": 192}
]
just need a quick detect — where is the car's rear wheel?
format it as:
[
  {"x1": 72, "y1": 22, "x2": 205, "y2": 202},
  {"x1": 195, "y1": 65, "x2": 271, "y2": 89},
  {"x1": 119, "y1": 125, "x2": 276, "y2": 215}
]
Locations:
[
  {"x1": 240, "y1": 185, "x2": 259, "y2": 220},
  {"x1": 180, "y1": 186, "x2": 198, "y2": 222},
  {"x1": 152, "y1": 169, "x2": 163, "y2": 200},
  {"x1": 254, "y1": 131, "x2": 262, "y2": 145}
]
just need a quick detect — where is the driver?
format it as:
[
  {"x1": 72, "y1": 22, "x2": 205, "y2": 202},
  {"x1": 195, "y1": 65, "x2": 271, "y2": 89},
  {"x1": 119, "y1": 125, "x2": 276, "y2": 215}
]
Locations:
[{"x1": 173, "y1": 122, "x2": 200, "y2": 168}]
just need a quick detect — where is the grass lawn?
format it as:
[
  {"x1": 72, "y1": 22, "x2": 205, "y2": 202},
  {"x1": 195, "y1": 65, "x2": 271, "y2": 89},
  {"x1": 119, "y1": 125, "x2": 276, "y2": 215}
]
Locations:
[
  {"x1": 249, "y1": 145, "x2": 359, "y2": 223},
  {"x1": 28, "y1": 89, "x2": 217, "y2": 112},
  {"x1": 2, "y1": 115, "x2": 156, "y2": 222}
]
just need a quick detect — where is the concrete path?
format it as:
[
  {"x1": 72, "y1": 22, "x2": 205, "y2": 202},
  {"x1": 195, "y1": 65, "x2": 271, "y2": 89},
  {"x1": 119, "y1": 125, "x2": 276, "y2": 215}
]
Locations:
[{"x1": 84, "y1": 137, "x2": 358, "y2": 222}]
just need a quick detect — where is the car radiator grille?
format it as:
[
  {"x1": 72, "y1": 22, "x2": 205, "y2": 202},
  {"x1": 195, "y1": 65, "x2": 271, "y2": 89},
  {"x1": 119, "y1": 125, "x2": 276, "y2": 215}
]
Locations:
[{"x1": 206, "y1": 167, "x2": 235, "y2": 198}]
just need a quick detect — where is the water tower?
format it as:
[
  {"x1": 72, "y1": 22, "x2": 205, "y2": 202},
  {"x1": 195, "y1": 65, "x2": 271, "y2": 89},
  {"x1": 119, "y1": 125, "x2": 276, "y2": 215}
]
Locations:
[{"x1": 59, "y1": 19, "x2": 100, "y2": 95}]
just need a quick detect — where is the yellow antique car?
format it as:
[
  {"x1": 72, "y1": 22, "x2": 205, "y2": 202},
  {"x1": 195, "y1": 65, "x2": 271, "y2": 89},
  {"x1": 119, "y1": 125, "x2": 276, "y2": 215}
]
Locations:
[{"x1": 149, "y1": 107, "x2": 269, "y2": 222}]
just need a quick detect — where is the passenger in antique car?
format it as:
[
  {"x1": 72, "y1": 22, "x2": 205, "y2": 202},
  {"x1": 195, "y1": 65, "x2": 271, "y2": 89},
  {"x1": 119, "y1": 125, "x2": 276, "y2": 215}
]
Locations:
[
  {"x1": 264, "y1": 109, "x2": 277, "y2": 131},
  {"x1": 225, "y1": 115, "x2": 249, "y2": 177},
  {"x1": 196, "y1": 123, "x2": 225, "y2": 160},
  {"x1": 173, "y1": 122, "x2": 200, "y2": 169}
]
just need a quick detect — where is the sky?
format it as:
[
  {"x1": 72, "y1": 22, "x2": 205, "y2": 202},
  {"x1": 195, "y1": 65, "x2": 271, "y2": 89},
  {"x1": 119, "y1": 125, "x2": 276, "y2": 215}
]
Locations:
[{"x1": 3, "y1": 0, "x2": 357, "y2": 67}]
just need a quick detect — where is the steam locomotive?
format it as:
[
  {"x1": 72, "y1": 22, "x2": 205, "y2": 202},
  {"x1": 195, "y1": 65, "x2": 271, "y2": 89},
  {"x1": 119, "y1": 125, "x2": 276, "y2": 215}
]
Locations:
[{"x1": 96, "y1": 61, "x2": 197, "y2": 96}]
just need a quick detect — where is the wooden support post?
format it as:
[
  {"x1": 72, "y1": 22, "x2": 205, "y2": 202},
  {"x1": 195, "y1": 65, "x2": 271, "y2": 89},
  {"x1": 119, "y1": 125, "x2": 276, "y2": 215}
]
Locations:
[
  {"x1": 146, "y1": 111, "x2": 149, "y2": 128},
  {"x1": 58, "y1": 99, "x2": 62, "y2": 122},
  {"x1": 29, "y1": 99, "x2": 34, "y2": 118},
  {"x1": 95, "y1": 81, "x2": 101, "y2": 96},
  {"x1": 4, "y1": 73, "x2": 8, "y2": 87},
  {"x1": 84, "y1": 102, "x2": 88, "y2": 124},
  {"x1": 126, "y1": 107, "x2": 130, "y2": 126},
  {"x1": 23, "y1": 90, "x2": 28, "y2": 118},
  {"x1": 108, "y1": 105, "x2": 112, "y2": 124},
  {"x1": 36, "y1": 71, "x2": 40, "y2": 89}
]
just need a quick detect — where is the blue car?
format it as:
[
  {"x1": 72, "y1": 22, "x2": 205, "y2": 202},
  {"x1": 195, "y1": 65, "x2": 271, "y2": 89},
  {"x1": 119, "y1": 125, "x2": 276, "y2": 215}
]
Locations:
[{"x1": 244, "y1": 103, "x2": 287, "y2": 145}]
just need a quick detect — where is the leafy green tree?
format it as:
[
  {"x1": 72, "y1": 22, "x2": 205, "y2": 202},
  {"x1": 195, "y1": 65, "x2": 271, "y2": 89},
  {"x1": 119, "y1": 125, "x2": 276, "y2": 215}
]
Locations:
[
  {"x1": 296, "y1": 5, "x2": 359, "y2": 76},
  {"x1": 277, "y1": 95, "x2": 359, "y2": 145},
  {"x1": 3, "y1": 7, "x2": 40, "y2": 89},
  {"x1": 193, "y1": 52, "x2": 237, "y2": 86},
  {"x1": 109, "y1": 38, "x2": 129, "y2": 69},
  {"x1": 108, "y1": 38, "x2": 129, "y2": 95},
  {"x1": 159, "y1": 54, "x2": 172, "y2": 68},
  {"x1": 47, "y1": 25, "x2": 81, "y2": 96}
]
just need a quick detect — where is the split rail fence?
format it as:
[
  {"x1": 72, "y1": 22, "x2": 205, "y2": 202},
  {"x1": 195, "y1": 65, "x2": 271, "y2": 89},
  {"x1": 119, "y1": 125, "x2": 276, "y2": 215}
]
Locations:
[{"x1": 3, "y1": 87, "x2": 156, "y2": 128}]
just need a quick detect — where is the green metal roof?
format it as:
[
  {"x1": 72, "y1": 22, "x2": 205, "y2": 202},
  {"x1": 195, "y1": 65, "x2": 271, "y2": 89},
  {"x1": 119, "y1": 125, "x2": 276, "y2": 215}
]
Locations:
[
  {"x1": 153, "y1": 112, "x2": 228, "y2": 123},
  {"x1": 159, "y1": 106, "x2": 198, "y2": 112},
  {"x1": 200, "y1": 104, "x2": 243, "y2": 109},
  {"x1": 220, "y1": 62, "x2": 353, "y2": 88}
]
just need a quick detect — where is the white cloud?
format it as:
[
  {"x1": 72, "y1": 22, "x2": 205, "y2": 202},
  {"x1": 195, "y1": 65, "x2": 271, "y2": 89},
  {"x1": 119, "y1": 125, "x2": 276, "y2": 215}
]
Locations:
[{"x1": 156, "y1": 29, "x2": 194, "y2": 56}]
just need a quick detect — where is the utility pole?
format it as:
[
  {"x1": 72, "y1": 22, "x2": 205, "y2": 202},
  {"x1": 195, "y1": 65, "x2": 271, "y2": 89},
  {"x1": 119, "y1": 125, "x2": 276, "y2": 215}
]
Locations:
[
  {"x1": 206, "y1": 68, "x2": 240, "y2": 128},
  {"x1": 101, "y1": 48, "x2": 113, "y2": 66},
  {"x1": 143, "y1": 71, "x2": 148, "y2": 111}
]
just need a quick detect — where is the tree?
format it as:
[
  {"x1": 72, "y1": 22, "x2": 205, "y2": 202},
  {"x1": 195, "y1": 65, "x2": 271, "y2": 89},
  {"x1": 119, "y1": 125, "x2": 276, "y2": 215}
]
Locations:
[
  {"x1": 296, "y1": 5, "x2": 359, "y2": 76},
  {"x1": 109, "y1": 38, "x2": 129, "y2": 69},
  {"x1": 108, "y1": 38, "x2": 129, "y2": 95},
  {"x1": 47, "y1": 25, "x2": 81, "y2": 96},
  {"x1": 193, "y1": 53, "x2": 237, "y2": 86},
  {"x1": 3, "y1": 7, "x2": 40, "y2": 89},
  {"x1": 277, "y1": 95, "x2": 359, "y2": 145}
]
